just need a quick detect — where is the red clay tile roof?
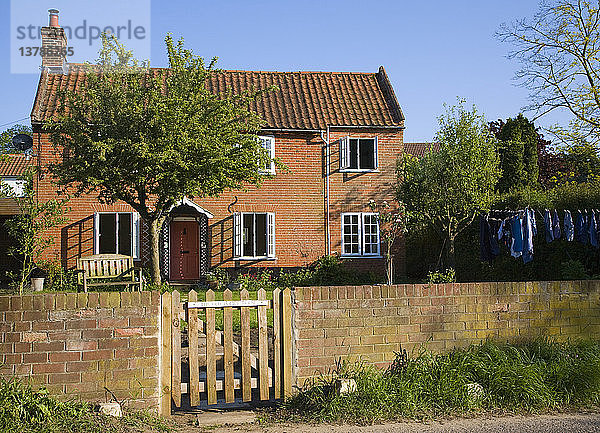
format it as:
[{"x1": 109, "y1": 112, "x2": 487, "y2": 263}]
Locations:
[
  {"x1": 31, "y1": 66, "x2": 404, "y2": 129},
  {"x1": 404, "y1": 142, "x2": 439, "y2": 158},
  {"x1": 0, "y1": 154, "x2": 32, "y2": 176}
]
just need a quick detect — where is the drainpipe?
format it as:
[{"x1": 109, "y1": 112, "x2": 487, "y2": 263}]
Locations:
[{"x1": 320, "y1": 126, "x2": 331, "y2": 255}]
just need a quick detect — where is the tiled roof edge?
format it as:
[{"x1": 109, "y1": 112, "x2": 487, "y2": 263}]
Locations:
[
  {"x1": 30, "y1": 70, "x2": 48, "y2": 124},
  {"x1": 376, "y1": 66, "x2": 404, "y2": 123}
]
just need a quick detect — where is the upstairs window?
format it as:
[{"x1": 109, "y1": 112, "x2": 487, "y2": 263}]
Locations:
[
  {"x1": 258, "y1": 136, "x2": 275, "y2": 175},
  {"x1": 340, "y1": 137, "x2": 378, "y2": 171},
  {"x1": 94, "y1": 212, "x2": 140, "y2": 259},
  {"x1": 233, "y1": 212, "x2": 275, "y2": 259},
  {"x1": 341, "y1": 212, "x2": 380, "y2": 256}
]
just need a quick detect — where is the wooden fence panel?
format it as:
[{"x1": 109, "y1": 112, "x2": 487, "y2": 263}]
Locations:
[
  {"x1": 273, "y1": 288, "x2": 281, "y2": 400},
  {"x1": 282, "y1": 288, "x2": 293, "y2": 398},
  {"x1": 188, "y1": 290, "x2": 200, "y2": 407},
  {"x1": 240, "y1": 289, "x2": 252, "y2": 402},
  {"x1": 258, "y1": 289, "x2": 269, "y2": 400},
  {"x1": 223, "y1": 289, "x2": 235, "y2": 403},
  {"x1": 206, "y1": 289, "x2": 217, "y2": 405},
  {"x1": 160, "y1": 292, "x2": 172, "y2": 417},
  {"x1": 171, "y1": 291, "x2": 181, "y2": 408}
]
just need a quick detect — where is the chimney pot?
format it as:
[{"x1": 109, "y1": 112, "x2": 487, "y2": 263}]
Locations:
[{"x1": 48, "y1": 9, "x2": 59, "y2": 27}]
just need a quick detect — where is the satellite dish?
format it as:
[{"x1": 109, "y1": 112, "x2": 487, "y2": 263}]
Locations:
[{"x1": 11, "y1": 134, "x2": 33, "y2": 152}]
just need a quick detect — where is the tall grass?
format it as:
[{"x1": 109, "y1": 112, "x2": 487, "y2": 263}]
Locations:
[
  {"x1": 282, "y1": 339, "x2": 600, "y2": 423},
  {"x1": 0, "y1": 378, "x2": 171, "y2": 433}
]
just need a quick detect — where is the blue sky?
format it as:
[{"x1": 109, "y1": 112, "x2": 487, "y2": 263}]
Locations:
[{"x1": 0, "y1": 0, "x2": 569, "y2": 142}]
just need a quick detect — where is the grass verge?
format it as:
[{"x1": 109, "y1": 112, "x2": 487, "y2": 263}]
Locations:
[
  {"x1": 0, "y1": 377, "x2": 172, "y2": 433},
  {"x1": 277, "y1": 339, "x2": 600, "y2": 424}
]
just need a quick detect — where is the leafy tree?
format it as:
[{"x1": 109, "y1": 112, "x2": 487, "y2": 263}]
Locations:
[
  {"x1": 558, "y1": 139, "x2": 600, "y2": 183},
  {"x1": 48, "y1": 35, "x2": 271, "y2": 283},
  {"x1": 0, "y1": 125, "x2": 32, "y2": 154},
  {"x1": 490, "y1": 114, "x2": 539, "y2": 192},
  {"x1": 537, "y1": 129, "x2": 567, "y2": 187},
  {"x1": 497, "y1": 0, "x2": 600, "y2": 146},
  {"x1": 3, "y1": 168, "x2": 68, "y2": 294},
  {"x1": 368, "y1": 200, "x2": 406, "y2": 285},
  {"x1": 398, "y1": 101, "x2": 501, "y2": 269}
]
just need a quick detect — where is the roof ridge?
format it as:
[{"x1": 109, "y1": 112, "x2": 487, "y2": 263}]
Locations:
[
  {"x1": 31, "y1": 66, "x2": 404, "y2": 129},
  {"x1": 68, "y1": 64, "x2": 378, "y2": 75}
]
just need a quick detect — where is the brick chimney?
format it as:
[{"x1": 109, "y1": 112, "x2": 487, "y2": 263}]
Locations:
[{"x1": 41, "y1": 9, "x2": 68, "y2": 74}]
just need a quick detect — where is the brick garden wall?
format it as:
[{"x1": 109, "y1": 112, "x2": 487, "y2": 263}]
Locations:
[
  {"x1": 293, "y1": 281, "x2": 600, "y2": 384},
  {"x1": 0, "y1": 291, "x2": 161, "y2": 409}
]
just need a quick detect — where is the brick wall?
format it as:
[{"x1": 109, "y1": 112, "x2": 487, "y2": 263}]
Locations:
[
  {"x1": 0, "y1": 291, "x2": 160, "y2": 409},
  {"x1": 293, "y1": 281, "x2": 600, "y2": 384}
]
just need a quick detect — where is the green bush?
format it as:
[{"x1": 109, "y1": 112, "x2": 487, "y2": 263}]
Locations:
[
  {"x1": 236, "y1": 269, "x2": 278, "y2": 292},
  {"x1": 37, "y1": 260, "x2": 79, "y2": 292},
  {"x1": 427, "y1": 268, "x2": 456, "y2": 284},
  {"x1": 278, "y1": 254, "x2": 380, "y2": 287},
  {"x1": 560, "y1": 260, "x2": 590, "y2": 280},
  {"x1": 281, "y1": 339, "x2": 600, "y2": 423}
]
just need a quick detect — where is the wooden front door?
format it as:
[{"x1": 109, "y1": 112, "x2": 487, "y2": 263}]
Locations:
[{"x1": 170, "y1": 220, "x2": 200, "y2": 281}]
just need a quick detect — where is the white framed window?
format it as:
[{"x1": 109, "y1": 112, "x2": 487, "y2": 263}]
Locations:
[
  {"x1": 340, "y1": 137, "x2": 378, "y2": 171},
  {"x1": 233, "y1": 212, "x2": 275, "y2": 259},
  {"x1": 94, "y1": 212, "x2": 140, "y2": 259},
  {"x1": 1, "y1": 177, "x2": 26, "y2": 197},
  {"x1": 341, "y1": 212, "x2": 380, "y2": 256},
  {"x1": 258, "y1": 136, "x2": 275, "y2": 175}
]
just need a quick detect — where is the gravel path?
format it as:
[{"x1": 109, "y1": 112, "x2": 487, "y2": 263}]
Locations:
[{"x1": 180, "y1": 411, "x2": 600, "y2": 433}]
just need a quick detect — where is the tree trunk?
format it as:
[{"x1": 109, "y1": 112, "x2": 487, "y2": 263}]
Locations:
[
  {"x1": 148, "y1": 218, "x2": 162, "y2": 284},
  {"x1": 447, "y1": 236, "x2": 456, "y2": 270},
  {"x1": 386, "y1": 252, "x2": 394, "y2": 285}
]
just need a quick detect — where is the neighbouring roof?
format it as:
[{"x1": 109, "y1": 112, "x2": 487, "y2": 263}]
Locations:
[
  {"x1": 31, "y1": 66, "x2": 404, "y2": 130},
  {"x1": 404, "y1": 142, "x2": 439, "y2": 158},
  {"x1": 0, "y1": 154, "x2": 32, "y2": 176}
]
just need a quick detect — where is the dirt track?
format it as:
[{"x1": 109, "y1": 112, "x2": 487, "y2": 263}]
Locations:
[{"x1": 172, "y1": 411, "x2": 600, "y2": 433}]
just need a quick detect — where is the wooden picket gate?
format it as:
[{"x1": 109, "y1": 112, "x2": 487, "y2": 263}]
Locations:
[{"x1": 159, "y1": 288, "x2": 293, "y2": 415}]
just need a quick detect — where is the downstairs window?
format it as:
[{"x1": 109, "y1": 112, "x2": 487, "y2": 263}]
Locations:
[
  {"x1": 233, "y1": 212, "x2": 275, "y2": 259},
  {"x1": 341, "y1": 212, "x2": 380, "y2": 256},
  {"x1": 94, "y1": 212, "x2": 140, "y2": 259}
]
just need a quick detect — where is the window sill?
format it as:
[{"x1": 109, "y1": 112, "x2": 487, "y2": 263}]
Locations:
[
  {"x1": 340, "y1": 254, "x2": 383, "y2": 259},
  {"x1": 233, "y1": 256, "x2": 278, "y2": 261},
  {"x1": 339, "y1": 169, "x2": 380, "y2": 173}
]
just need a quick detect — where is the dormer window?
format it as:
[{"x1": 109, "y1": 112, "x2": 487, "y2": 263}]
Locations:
[{"x1": 340, "y1": 137, "x2": 378, "y2": 171}]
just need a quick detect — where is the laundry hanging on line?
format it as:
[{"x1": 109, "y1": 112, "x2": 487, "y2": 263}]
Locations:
[{"x1": 480, "y1": 208, "x2": 600, "y2": 265}]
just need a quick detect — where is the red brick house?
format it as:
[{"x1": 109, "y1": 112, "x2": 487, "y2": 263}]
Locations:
[{"x1": 17, "y1": 11, "x2": 406, "y2": 282}]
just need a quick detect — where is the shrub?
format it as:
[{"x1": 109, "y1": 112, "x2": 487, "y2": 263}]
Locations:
[
  {"x1": 560, "y1": 260, "x2": 590, "y2": 280},
  {"x1": 278, "y1": 254, "x2": 380, "y2": 287},
  {"x1": 236, "y1": 270, "x2": 278, "y2": 292},
  {"x1": 37, "y1": 260, "x2": 79, "y2": 292},
  {"x1": 427, "y1": 268, "x2": 456, "y2": 284}
]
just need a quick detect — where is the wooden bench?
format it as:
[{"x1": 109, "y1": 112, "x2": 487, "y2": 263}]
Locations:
[{"x1": 77, "y1": 254, "x2": 143, "y2": 292}]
